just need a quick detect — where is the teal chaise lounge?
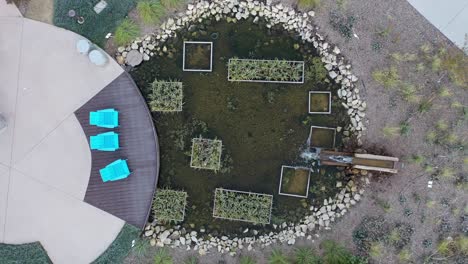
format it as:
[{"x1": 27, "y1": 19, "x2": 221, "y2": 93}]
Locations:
[
  {"x1": 90, "y1": 132, "x2": 119, "y2": 151},
  {"x1": 89, "y1": 108, "x2": 119, "y2": 128},
  {"x1": 100, "y1": 159, "x2": 130, "y2": 182}
]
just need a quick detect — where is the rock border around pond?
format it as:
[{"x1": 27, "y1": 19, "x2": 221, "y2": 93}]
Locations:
[{"x1": 125, "y1": 0, "x2": 370, "y2": 255}]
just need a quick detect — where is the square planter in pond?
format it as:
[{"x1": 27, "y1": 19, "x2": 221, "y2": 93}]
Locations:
[
  {"x1": 308, "y1": 91, "x2": 331, "y2": 114},
  {"x1": 148, "y1": 80, "x2": 183, "y2": 112},
  {"x1": 309, "y1": 126, "x2": 336, "y2": 149},
  {"x1": 183, "y1": 41, "x2": 213, "y2": 72},
  {"x1": 278, "y1": 166, "x2": 311, "y2": 198},
  {"x1": 190, "y1": 137, "x2": 222, "y2": 170}
]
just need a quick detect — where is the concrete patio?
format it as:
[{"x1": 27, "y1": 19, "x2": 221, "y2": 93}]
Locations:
[{"x1": 0, "y1": 2, "x2": 126, "y2": 263}]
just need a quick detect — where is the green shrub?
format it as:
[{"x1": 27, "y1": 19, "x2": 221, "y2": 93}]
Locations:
[
  {"x1": 268, "y1": 249, "x2": 290, "y2": 264},
  {"x1": 153, "y1": 248, "x2": 172, "y2": 264},
  {"x1": 152, "y1": 189, "x2": 187, "y2": 222},
  {"x1": 114, "y1": 18, "x2": 140, "y2": 46},
  {"x1": 322, "y1": 240, "x2": 368, "y2": 264},
  {"x1": 294, "y1": 247, "x2": 320, "y2": 264},
  {"x1": 298, "y1": 0, "x2": 321, "y2": 9},
  {"x1": 137, "y1": 0, "x2": 165, "y2": 25},
  {"x1": 372, "y1": 67, "x2": 400, "y2": 89}
]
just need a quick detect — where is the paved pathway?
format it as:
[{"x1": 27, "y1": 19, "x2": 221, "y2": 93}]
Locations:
[
  {"x1": 407, "y1": 0, "x2": 468, "y2": 49},
  {"x1": 0, "y1": 2, "x2": 126, "y2": 263}
]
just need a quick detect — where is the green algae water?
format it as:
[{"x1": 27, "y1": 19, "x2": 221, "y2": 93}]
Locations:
[{"x1": 131, "y1": 18, "x2": 350, "y2": 236}]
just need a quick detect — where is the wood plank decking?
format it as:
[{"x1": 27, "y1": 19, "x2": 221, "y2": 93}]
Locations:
[{"x1": 75, "y1": 72, "x2": 159, "y2": 229}]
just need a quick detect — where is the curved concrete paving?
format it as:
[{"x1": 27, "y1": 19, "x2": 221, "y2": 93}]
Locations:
[{"x1": 0, "y1": 2, "x2": 126, "y2": 263}]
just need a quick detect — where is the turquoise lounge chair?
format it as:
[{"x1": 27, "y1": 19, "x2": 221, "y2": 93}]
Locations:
[
  {"x1": 90, "y1": 132, "x2": 119, "y2": 151},
  {"x1": 89, "y1": 108, "x2": 119, "y2": 128},
  {"x1": 100, "y1": 159, "x2": 130, "y2": 182}
]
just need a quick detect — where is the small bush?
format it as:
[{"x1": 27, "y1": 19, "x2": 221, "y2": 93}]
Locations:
[
  {"x1": 294, "y1": 247, "x2": 320, "y2": 264},
  {"x1": 298, "y1": 0, "x2": 321, "y2": 9},
  {"x1": 382, "y1": 126, "x2": 400, "y2": 138},
  {"x1": 153, "y1": 248, "x2": 172, "y2": 264},
  {"x1": 399, "y1": 122, "x2": 411, "y2": 136},
  {"x1": 114, "y1": 18, "x2": 140, "y2": 46},
  {"x1": 183, "y1": 255, "x2": 198, "y2": 264},
  {"x1": 137, "y1": 0, "x2": 165, "y2": 25},
  {"x1": 268, "y1": 249, "x2": 289, "y2": 264},
  {"x1": 322, "y1": 240, "x2": 368, "y2": 264},
  {"x1": 353, "y1": 216, "x2": 390, "y2": 253},
  {"x1": 372, "y1": 67, "x2": 400, "y2": 89},
  {"x1": 329, "y1": 11, "x2": 356, "y2": 40}
]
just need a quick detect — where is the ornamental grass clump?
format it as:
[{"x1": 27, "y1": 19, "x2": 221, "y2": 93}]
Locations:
[
  {"x1": 213, "y1": 188, "x2": 273, "y2": 224},
  {"x1": 136, "y1": 0, "x2": 165, "y2": 25},
  {"x1": 152, "y1": 189, "x2": 187, "y2": 222},
  {"x1": 190, "y1": 138, "x2": 222, "y2": 170},
  {"x1": 148, "y1": 80, "x2": 183, "y2": 112},
  {"x1": 228, "y1": 58, "x2": 305, "y2": 83},
  {"x1": 114, "y1": 18, "x2": 140, "y2": 46}
]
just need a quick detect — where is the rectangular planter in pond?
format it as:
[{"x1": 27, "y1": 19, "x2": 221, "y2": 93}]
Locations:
[
  {"x1": 183, "y1": 41, "x2": 213, "y2": 72},
  {"x1": 308, "y1": 91, "x2": 331, "y2": 114},
  {"x1": 227, "y1": 58, "x2": 305, "y2": 83},
  {"x1": 212, "y1": 188, "x2": 273, "y2": 224},
  {"x1": 278, "y1": 166, "x2": 311, "y2": 198},
  {"x1": 309, "y1": 126, "x2": 336, "y2": 149}
]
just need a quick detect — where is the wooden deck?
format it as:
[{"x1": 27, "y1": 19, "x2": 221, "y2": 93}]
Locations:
[{"x1": 75, "y1": 72, "x2": 159, "y2": 229}]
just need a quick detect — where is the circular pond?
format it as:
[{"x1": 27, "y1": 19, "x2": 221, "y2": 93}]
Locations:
[{"x1": 131, "y1": 18, "x2": 350, "y2": 236}]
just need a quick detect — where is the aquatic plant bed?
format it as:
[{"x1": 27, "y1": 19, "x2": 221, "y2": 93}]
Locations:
[
  {"x1": 227, "y1": 58, "x2": 305, "y2": 83},
  {"x1": 183, "y1": 41, "x2": 213, "y2": 72},
  {"x1": 148, "y1": 80, "x2": 183, "y2": 112},
  {"x1": 309, "y1": 126, "x2": 336, "y2": 149},
  {"x1": 190, "y1": 138, "x2": 222, "y2": 170},
  {"x1": 278, "y1": 166, "x2": 311, "y2": 198},
  {"x1": 152, "y1": 189, "x2": 188, "y2": 222},
  {"x1": 212, "y1": 188, "x2": 273, "y2": 224},
  {"x1": 308, "y1": 91, "x2": 331, "y2": 114}
]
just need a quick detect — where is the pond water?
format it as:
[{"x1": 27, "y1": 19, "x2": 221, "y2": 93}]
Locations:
[{"x1": 131, "y1": 18, "x2": 350, "y2": 236}]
